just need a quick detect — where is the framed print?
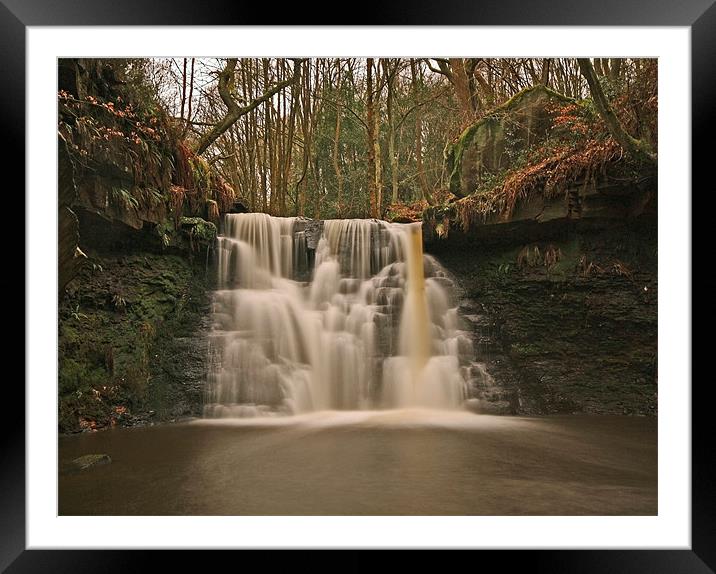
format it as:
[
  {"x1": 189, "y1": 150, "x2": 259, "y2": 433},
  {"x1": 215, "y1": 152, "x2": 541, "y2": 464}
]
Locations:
[{"x1": 5, "y1": 0, "x2": 708, "y2": 570}]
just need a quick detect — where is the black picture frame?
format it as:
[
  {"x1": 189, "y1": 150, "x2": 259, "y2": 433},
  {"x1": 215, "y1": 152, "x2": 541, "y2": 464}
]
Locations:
[{"x1": 5, "y1": 1, "x2": 707, "y2": 570}]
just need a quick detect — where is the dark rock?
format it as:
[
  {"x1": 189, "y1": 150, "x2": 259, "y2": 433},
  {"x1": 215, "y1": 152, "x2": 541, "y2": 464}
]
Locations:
[
  {"x1": 430, "y1": 218, "x2": 657, "y2": 416},
  {"x1": 302, "y1": 219, "x2": 325, "y2": 250},
  {"x1": 59, "y1": 134, "x2": 86, "y2": 295}
]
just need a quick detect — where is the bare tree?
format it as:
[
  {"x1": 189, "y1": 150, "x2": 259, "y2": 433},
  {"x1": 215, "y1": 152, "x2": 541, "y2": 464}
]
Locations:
[{"x1": 194, "y1": 58, "x2": 304, "y2": 156}]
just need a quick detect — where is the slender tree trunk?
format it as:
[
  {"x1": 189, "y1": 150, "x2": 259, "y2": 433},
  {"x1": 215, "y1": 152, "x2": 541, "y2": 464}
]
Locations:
[
  {"x1": 333, "y1": 103, "x2": 344, "y2": 217},
  {"x1": 275, "y1": 62, "x2": 284, "y2": 214},
  {"x1": 540, "y1": 58, "x2": 551, "y2": 86},
  {"x1": 577, "y1": 58, "x2": 656, "y2": 163},
  {"x1": 448, "y1": 58, "x2": 475, "y2": 122},
  {"x1": 182, "y1": 58, "x2": 195, "y2": 139},
  {"x1": 311, "y1": 62, "x2": 323, "y2": 218},
  {"x1": 297, "y1": 60, "x2": 311, "y2": 216},
  {"x1": 410, "y1": 59, "x2": 434, "y2": 205},
  {"x1": 282, "y1": 60, "x2": 299, "y2": 217},
  {"x1": 382, "y1": 59, "x2": 399, "y2": 205},
  {"x1": 366, "y1": 58, "x2": 378, "y2": 218},
  {"x1": 249, "y1": 66, "x2": 258, "y2": 210},
  {"x1": 180, "y1": 58, "x2": 187, "y2": 122},
  {"x1": 608, "y1": 58, "x2": 622, "y2": 82}
]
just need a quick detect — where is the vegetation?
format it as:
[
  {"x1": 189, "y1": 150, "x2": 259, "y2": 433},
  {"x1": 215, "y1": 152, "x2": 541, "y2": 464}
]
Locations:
[
  {"x1": 59, "y1": 57, "x2": 656, "y2": 229},
  {"x1": 58, "y1": 59, "x2": 236, "y2": 232},
  {"x1": 139, "y1": 57, "x2": 656, "y2": 222},
  {"x1": 58, "y1": 252, "x2": 209, "y2": 432}
]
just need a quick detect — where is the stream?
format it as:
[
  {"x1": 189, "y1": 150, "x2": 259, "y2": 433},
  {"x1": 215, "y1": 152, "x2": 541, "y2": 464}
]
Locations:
[{"x1": 59, "y1": 412, "x2": 656, "y2": 515}]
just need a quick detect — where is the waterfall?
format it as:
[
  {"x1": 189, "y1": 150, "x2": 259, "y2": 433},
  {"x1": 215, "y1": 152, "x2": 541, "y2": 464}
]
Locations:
[{"x1": 205, "y1": 213, "x2": 473, "y2": 417}]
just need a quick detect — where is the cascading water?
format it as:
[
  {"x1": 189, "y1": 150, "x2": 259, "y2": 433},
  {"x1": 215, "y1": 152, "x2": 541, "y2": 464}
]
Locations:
[{"x1": 205, "y1": 213, "x2": 474, "y2": 417}]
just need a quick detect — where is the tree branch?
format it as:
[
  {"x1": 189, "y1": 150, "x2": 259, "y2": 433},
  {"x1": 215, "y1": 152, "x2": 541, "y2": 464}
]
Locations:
[
  {"x1": 194, "y1": 58, "x2": 306, "y2": 156},
  {"x1": 425, "y1": 58, "x2": 453, "y2": 82},
  {"x1": 577, "y1": 58, "x2": 656, "y2": 164}
]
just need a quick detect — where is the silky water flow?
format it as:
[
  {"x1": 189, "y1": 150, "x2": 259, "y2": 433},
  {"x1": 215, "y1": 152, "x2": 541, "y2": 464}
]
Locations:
[{"x1": 204, "y1": 213, "x2": 472, "y2": 417}]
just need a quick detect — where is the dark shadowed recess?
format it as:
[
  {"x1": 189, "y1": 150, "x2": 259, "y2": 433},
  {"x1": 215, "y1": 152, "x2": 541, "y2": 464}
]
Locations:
[{"x1": 7, "y1": 0, "x2": 708, "y2": 570}]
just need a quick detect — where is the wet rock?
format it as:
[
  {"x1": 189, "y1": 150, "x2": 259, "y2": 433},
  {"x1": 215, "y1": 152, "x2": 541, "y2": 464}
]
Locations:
[
  {"x1": 464, "y1": 398, "x2": 512, "y2": 415},
  {"x1": 427, "y1": 276, "x2": 454, "y2": 292},
  {"x1": 430, "y1": 221, "x2": 657, "y2": 416},
  {"x1": 302, "y1": 219, "x2": 325, "y2": 250},
  {"x1": 72, "y1": 454, "x2": 112, "y2": 470}
]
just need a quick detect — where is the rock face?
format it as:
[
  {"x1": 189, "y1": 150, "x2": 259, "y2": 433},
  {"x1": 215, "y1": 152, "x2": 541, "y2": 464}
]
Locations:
[
  {"x1": 59, "y1": 252, "x2": 211, "y2": 433},
  {"x1": 428, "y1": 217, "x2": 657, "y2": 415},
  {"x1": 445, "y1": 85, "x2": 572, "y2": 198},
  {"x1": 58, "y1": 135, "x2": 86, "y2": 294}
]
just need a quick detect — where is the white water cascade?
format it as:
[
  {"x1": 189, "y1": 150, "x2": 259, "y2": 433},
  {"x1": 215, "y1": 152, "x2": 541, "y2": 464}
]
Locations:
[{"x1": 205, "y1": 213, "x2": 473, "y2": 417}]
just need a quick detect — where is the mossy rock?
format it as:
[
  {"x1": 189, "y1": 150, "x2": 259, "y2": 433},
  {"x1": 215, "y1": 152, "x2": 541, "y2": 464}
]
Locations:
[
  {"x1": 445, "y1": 85, "x2": 574, "y2": 198},
  {"x1": 180, "y1": 217, "x2": 217, "y2": 243},
  {"x1": 58, "y1": 250, "x2": 210, "y2": 432}
]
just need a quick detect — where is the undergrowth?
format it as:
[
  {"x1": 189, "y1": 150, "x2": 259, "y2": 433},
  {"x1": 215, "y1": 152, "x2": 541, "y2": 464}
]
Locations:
[{"x1": 425, "y1": 66, "x2": 657, "y2": 238}]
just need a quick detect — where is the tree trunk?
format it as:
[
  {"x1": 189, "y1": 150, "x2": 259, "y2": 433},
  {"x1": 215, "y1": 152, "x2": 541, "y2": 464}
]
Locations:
[
  {"x1": 180, "y1": 58, "x2": 187, "y2": 123},
  {"x1": 333, "y1": 101, "x2": 344, "y2": 217},
  {"x1": 577, "y1": 58, "x2": 656, "y2": 163},
  {"x1": 194, "y1": 58, "x2": 303, "y2": 156},
  {"x1": 282, "y1": 60, "x2": 299, "y2": 217},
  {"x1": 410, "y1": 59, "x2": 434, "y2": 205},
  {"x1": 449, "y1": 58, "x2": 476, "y2": 121},
  {"x1": 540, "y1": 58, "x2": 551, "y2": 86},
  {"x1": 182, "y1": 58, "x2": 195, "y2": 139},
  {"x1": 382, "y1": 59, "x2": 399, "y2": 205},
  {"x1": 366, "y1": 58, "x2": 378, "y2": 218},
  {"x1": 297, "y1": 60, "x2": 311, "y2": 216}
]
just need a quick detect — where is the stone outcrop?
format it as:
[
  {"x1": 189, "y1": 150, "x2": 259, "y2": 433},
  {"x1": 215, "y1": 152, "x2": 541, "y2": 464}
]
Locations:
[
  {"x1": 58, "y1": 134, "x2": 86, "y2": 294},
  {"x1": 428, "y1": 218, "x2": 657, "y2": 416},
  {"x1": 59, "y1": 252, "x2": 211, "y2": 433},
  {"x1": 445, "y1": 85, "x2": 572, "y2": 198},
  {"x1": 436, "y1": 84, "x2": 657, "y2": 243}
]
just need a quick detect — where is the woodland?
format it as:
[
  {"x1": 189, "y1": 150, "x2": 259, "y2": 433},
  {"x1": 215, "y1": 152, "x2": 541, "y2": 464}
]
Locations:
[
  {"x1": 57, "y1": 57, "x2": 658, "y2": 432},
  {"x1": 59, "y1": 57, "x2": 656, "y2": 231}
]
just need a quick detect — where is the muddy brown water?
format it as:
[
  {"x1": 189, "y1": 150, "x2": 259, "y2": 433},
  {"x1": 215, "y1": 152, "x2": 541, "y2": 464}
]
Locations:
[{"x1": 58, "y1": 411, "x2": 656, "y2": 516}]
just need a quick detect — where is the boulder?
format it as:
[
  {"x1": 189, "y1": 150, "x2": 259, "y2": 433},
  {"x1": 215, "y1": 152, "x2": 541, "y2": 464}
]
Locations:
[{"x1": 445, "y1": 85, "x2": 572, "y2": 198}]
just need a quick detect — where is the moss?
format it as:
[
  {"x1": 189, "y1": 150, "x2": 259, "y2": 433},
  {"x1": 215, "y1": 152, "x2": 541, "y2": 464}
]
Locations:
[
  {"x1": 510, "y1": 343, "x2": 543, "y2": 357},
  {"x1": 58, "y1": 251, "x2": 209, "y2": 432},
  {"x1": 499, "y1": 83, "x2": 573, "y2": 110},
  {"x1": 446, "y1": 85, "x2": 576, "y2": 198},
  {"x1": 180, "y1": 217, "x2": 217, "y2": 243},
  {"x1": 446, "y1": 116, "x2": 503, "y2": 196},
  {"x1": 58, "y1": 358, "x2": 108, "y2": 395}
]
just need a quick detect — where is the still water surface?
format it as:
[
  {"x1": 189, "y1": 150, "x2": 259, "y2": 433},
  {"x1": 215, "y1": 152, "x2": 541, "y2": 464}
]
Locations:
[{"x1": 59, "y1": 411, "x2": 656, "y2": 515}]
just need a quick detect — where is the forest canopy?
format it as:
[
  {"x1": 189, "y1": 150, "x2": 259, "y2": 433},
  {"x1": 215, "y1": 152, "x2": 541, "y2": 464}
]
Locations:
[{"x1": 59, "y1": 57, "x2": 657, "y2": 226}]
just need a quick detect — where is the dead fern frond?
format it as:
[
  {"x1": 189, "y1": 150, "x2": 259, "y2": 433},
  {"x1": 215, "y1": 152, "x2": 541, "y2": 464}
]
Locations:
[
  {"x1": 544, "y1": 244, "x2": 562, "y2": 269},
  {"x1": 611, "y1": 260, "x2": 633, "y2": 278}
]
